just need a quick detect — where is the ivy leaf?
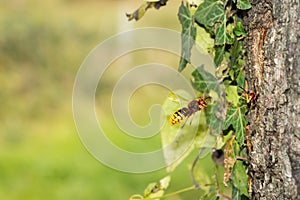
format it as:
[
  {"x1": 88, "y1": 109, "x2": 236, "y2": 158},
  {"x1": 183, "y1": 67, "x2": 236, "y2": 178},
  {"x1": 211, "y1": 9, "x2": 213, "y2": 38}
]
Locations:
[
  {"x1": 194, "y1": 0, "x2": 225, "y2": 28},
  {"x1": 236, "y1": 70, "x2": 245, "y2": 89},
  {"x1": 126, "y1": 0, "x2": 168, "y2": 21},
  {"x1": 205, "y1": 102, "x2": 225, "y2": 136},
  {"x1": 227, "y1": 40, "x2": 245, "y2": 82},
  {"x1": 229, "y1": 40, "x2": 243, "y2": 68},
  {"x1": 232, "y1": 186, "x2": 241, "y2": 200},
  {"x1": 195, "y1": 26, "x2": 214, "y2": 55},
  {"x1": 192, "y1": 66, "x2": 226, "y2": 136},
  {"x1": 214, "y1": 45, "x2": 225, "y2": 67},
  {"x1": 236, "y1": 0, "x2": 252, "y2": 10},
  {"x1": 215, "y1": 16, "x2": 234, "y2": 45},
  {"x1": 226, "y1": 86, "x2": 239, "y2": 106},
  {"x1": 178, "y1": 2, "x2": 197, "y2": 72},
  {"x1": 194, "y1": 0, "x2": 234, "y2": 45},
  {"x1": 224, "y1": 105, "x2": 247, "y2": 145},
  {"x1": 191, "y1": 65, "x2": 220, "y2": 93},
  {"x1": 231, "y1": 161, "x2": 249, "y2": 197},
  {"x1": 233, "y1": 21, "x2": 247, "y2": 37}
]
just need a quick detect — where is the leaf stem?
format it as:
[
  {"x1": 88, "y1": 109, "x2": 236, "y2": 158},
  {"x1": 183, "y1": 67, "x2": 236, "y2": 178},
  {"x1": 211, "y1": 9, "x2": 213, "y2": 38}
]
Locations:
[{"x1": 146, "y1": 185, "x2": 196, "y2": 200}]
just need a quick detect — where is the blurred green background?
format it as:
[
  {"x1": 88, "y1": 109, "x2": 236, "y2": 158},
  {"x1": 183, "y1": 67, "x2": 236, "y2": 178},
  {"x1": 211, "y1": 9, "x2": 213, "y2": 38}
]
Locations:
[{"x1": 0, "y1": 0, "x2": 210, "y2": 199}]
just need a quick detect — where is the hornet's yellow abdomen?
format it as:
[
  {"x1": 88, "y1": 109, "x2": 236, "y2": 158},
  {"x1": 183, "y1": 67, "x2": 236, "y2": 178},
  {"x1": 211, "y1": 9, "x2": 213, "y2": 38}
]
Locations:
[{"x1": 169, "y1": 98, "x2": 207, "y2": 126}]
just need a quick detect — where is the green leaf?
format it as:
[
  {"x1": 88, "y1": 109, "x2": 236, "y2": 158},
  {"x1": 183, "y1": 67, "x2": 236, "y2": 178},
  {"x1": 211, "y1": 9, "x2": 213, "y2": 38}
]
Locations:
[
  {"x1": 191, "y1": 67, "x2": 226, "y2": 136},
  {"x1": 226, "y1": 86, "x2": 239, "y2": 106},
  {"x1": 144, "y1": 176, "x2": 171, "y2": 200},
  {"x1": 227, "y1": 41, "x2": 246, "y2": 83},
  {"x1": 195, "y1": 26, "x2": 214, "y2": 55},
  {"x1": 205, "y1": 102, "x2": 225, "y2": 136},
  {"x1": 191, "y1": 65, "x2": 220, "y2": 93},
  {"x1": 232, "y1": 138, "x2": 241, "y2": 156},
  {"x1": 178, "y1": 2, "x2": 197, "y2": 71},
  {"x1": 126, "y1": 0, "x2": 168, "y2": 21},
  {"x1": 194, "y1": 0, "x2": 234, "y2": 45},
  {"x1": 231, "y1": 161, "x2": 249, "y2": 197},
  {"x1": 236, "y1": 0, "x2": 252, "y2": 10},
  {"x1": 232, "y1": 186, "x2": 241, "y2": 200},
  {"x1": 236, "y1": 70, "x2": 245, "y2": 89},
  {"x1": 234, "y1": 21, "x2": 247, "y2": 37},
  {"x1": 214, "y1": 45, "x2": 225, "y2": 67},
  {"x1": 215, "y1": 16, "x2": 234, "y2": 45},
  {"x1": 224, "y1": 105, "x2": 247, "y2": 145},
  {"x1": 229, "y1": 40, "x2": 243, "y2": 68},
  {"x1": 194, "y1": 0, "x2": 225, "y2": 27}
]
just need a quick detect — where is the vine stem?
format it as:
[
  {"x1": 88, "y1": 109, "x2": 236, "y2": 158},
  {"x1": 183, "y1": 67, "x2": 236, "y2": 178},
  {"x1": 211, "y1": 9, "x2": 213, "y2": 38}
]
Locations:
[{"x1": 146, "y1": 185, "x2": 196, "y2": 200}]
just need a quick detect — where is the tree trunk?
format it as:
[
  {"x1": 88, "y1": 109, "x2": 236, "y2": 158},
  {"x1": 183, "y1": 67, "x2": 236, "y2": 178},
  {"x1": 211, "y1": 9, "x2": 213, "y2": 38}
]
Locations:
[{"x1": 244, "y1": 0, "x2": 300, "y2": 199}]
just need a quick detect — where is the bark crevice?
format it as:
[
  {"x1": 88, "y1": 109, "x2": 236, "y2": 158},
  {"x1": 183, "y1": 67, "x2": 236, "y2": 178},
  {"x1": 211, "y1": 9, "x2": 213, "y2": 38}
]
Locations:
[{"x1": 244, "y1": 0, "x2": 299, "y2": 199}]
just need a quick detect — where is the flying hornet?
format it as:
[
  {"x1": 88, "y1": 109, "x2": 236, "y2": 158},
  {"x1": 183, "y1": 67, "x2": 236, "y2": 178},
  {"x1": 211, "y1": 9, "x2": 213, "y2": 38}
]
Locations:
[{"x1": 169, "y1": 97, "x2": 207, "y2": 126}]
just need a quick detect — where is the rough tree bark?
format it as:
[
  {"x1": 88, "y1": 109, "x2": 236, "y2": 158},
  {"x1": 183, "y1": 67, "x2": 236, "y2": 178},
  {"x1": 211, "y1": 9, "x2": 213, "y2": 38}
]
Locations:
[{"x1": 244, "y1": 0, "x2": 300, "y2": 199}]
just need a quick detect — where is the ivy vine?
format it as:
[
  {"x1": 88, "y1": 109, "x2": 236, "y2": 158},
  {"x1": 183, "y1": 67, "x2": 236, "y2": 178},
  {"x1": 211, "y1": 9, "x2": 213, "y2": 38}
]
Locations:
[{"x1": 127, "y1": 0, "x2": 253, "y2": 199}]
